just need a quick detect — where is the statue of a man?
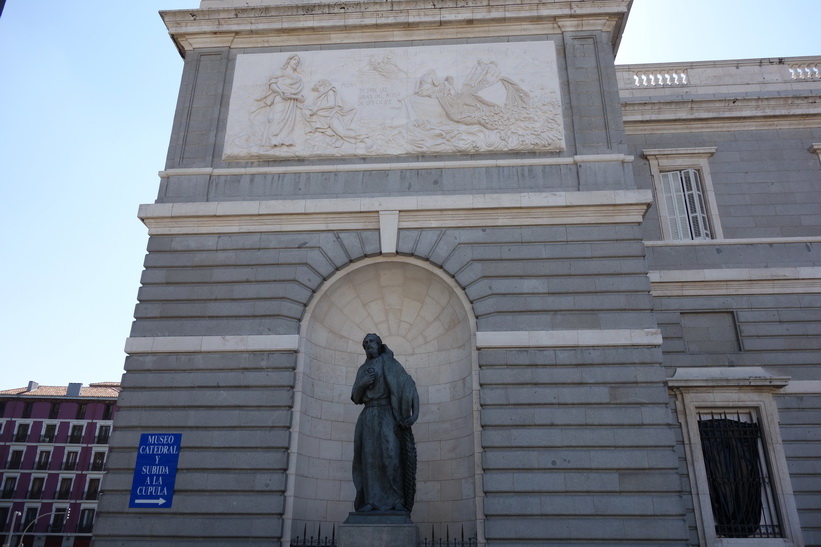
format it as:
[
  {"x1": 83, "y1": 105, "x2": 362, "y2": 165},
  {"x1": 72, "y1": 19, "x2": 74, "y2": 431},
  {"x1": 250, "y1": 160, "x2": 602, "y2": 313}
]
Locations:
[{"x1": 351, "y1": 333, "x2": 419, "y2": 513}]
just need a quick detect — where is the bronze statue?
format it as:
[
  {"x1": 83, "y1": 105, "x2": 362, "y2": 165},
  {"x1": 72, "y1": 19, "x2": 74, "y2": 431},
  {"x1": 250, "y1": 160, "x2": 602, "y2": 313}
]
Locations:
[{"x1": 351, "y1": 333, "x2": 419, "y2": 513}]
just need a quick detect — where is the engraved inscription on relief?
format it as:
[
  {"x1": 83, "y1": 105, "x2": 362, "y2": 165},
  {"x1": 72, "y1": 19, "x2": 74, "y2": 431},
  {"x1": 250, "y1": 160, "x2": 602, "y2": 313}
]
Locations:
[{"x1": 224, "y1": 41, "x2": 565, "y2": 160}]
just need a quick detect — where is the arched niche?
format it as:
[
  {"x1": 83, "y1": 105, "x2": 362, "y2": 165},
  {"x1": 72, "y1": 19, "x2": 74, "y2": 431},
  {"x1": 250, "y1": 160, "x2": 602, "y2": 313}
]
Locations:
[{"x1": 284, "y1": 258, "x2": 480, "y2": 540}]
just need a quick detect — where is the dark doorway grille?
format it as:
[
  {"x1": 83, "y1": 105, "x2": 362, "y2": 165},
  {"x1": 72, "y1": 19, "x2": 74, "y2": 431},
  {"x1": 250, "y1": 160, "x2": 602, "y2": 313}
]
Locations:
[{"x1": 698, "y1": 410, "x2": 782, "y2": 538}]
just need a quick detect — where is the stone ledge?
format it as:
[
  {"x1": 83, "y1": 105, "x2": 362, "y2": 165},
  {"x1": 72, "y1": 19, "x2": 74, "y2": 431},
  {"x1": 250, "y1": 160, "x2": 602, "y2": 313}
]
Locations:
[
  {"x1": 138, "y1": 190, "x2": 653, "y2": 236},
  {"x1": 124, "y1": 335, "x2": 300, "y2": 354},
  {"x1": 476, "y1": 329, "x2": 662, "y2": 349},
  {"x1": 162, "y1": 0, "x2": 630, "y2": 51}
]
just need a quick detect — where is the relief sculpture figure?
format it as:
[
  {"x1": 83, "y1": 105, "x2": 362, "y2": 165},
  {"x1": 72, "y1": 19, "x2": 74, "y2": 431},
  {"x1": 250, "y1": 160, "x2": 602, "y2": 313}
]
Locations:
[
  {"x1": 413, "y1": 59, "x2": 531, "y2": 130},
  {"x1": 254, "y1": 54, "x2": 305, "y2": 147},
  {"x1": 304, "y1": 79, "x2": 371, "y2": 149},
  {"x1": 351, "y1": 333, "x2": 419, "y2": 513}
]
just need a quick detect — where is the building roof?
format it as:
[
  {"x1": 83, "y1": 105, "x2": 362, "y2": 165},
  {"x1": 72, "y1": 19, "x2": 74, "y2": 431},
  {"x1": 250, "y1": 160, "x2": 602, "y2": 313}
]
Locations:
[{"x1": 0, "y1": 383, "x2": 121, "y2": 399}]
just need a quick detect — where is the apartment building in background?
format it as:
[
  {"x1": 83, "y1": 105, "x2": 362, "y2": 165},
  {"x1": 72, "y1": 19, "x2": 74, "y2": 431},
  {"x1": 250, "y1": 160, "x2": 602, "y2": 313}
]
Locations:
[{"x1": 0, "y1": 382, "x2": 119, "y2": 547}]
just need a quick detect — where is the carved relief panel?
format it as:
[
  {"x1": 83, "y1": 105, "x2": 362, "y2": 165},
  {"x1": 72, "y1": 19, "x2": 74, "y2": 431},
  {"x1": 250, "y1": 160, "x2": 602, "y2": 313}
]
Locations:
[{"x1": 224, "y1": 41, "x2": 565, "y2": 160}]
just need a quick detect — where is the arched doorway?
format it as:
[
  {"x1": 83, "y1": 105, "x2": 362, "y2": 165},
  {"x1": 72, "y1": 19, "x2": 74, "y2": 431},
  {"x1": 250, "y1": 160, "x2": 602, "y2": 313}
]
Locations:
[{"x1": 284, "y1": 258, "x2": 481, "y2": 540}]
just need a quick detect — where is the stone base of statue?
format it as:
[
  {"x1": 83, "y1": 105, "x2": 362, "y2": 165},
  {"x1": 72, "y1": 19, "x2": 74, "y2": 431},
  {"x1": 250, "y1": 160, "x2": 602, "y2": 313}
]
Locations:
[{"x1": 338, "y1": 511, "x2": 418, "y2": 547}]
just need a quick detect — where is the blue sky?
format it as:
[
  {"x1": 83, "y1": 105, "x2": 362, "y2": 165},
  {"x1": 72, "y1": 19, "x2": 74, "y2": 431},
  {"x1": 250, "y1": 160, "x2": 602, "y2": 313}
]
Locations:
[{"x1": 1, "y1": 0, "x2": 819, "y2": 390}]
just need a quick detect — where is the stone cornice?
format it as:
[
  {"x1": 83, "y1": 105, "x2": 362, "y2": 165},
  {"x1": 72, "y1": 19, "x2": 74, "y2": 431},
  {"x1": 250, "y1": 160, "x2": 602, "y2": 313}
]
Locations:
[
  {"x1": 159, "y1": 154, "x2": 634, "y2": 177},
  {"x1": 648, "y1": 267, "x2": 821, "y2": 297},
  {"x1": 138, "y1": 189, "x2": 652, "y2": 236},
  {"x1": 477, "y1": 328, "x2": 662, "y2": 349},
  {"x1": 161, "y1": 0, "x2": 630, "y2": 52},
  {"x1": 667, "y1": 367, "x2": 790, "y2": 390},
  {"x1": 124, "y1": 329, "x2": 661, "y2": 354},
  {"x1": 622, "y1": 95, "x2": 821, "y2": 134},
  {"x1": 125, "y1": 335, "x2": 300, "y2": 354}
]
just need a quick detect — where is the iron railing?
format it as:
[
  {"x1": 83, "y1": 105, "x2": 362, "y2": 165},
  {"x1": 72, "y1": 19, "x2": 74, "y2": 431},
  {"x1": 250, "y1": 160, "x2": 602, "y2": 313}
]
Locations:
[{"x1": 290, "y1": 523, "x2": 478, "y2": 547}]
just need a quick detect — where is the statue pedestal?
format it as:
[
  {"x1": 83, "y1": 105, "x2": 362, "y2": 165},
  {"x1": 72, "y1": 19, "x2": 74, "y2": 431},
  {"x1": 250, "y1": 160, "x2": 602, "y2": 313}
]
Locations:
[{"x1": 338, "y1": 512, "x2": 418, "y2": 547}]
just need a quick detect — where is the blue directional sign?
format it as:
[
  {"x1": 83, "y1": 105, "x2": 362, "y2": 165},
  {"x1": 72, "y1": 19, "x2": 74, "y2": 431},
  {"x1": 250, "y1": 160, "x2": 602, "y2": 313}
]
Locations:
[{"x1": 129, "y1": 433, "x2": 182, "y2": 508}]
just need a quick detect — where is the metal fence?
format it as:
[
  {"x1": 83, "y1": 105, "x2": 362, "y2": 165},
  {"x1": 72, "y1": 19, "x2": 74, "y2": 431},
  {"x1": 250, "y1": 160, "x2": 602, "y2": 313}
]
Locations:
[{"x1": 290, "y1": 523, "x2": 478, "y2": 547}]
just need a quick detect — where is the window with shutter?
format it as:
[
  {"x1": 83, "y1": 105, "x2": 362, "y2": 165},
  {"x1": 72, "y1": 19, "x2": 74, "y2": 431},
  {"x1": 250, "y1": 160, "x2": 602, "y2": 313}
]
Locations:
[
  {"x1": 661, "y1": 168, "x2": 712, "y2": 240},
  {"x1": 643, "y1": 147, "x2": 722, "y2": 241}
]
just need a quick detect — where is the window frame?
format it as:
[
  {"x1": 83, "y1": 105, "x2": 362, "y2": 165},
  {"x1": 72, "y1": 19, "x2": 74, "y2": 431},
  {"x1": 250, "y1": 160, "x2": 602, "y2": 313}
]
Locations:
[
  {"x1": 56, "y1": 476, "x2": 74, "y2": 500},
  {"x1": 49, "y1": 504, "x2": 69, "y2": 533},
  {"x1": 21, "y1": 505, "x2": 38, "y2": 530},
  {"x1": 68, "y1": 422, "x2": 86, "y2": 444},
  {"x1": 1, "y1": 475, "x2": 19, "y2": 498},
  {"x1": 84, "y1": 476, "x2": 102, "y2": 500},
  {"x1": 13, "y1": 421, "x2": 31, "y2": 443},
  {"x1": 90, "y1": 450, "x2": 107, "y2": 472},
  {"x1": 95, "y1": 423, "x2": 112, "y2": 444},
  {"x1": 668, "y1": 367, "x2": 803, "y2": 547},
  {"x1": 63, "y1": 450, "x2": 79, "y2": 471},
  {"x1": 35, "y1": 448, "x2": 51, "y2": 471},
  {"x1": 643, "y1": 147, "x2": 724, "y2": 241},
  {"x1": 77, "y1": 505, "x2": 96, "y2": 533},
  {"x1": 8, "y1": 449, "x2": 24, "y2": 469},
  {"x1": 28, "y1": 475, "x2": 46, "y2": 500},
  {"x1": 40, "y1": 422, "x2": 58, "y2": 443}
]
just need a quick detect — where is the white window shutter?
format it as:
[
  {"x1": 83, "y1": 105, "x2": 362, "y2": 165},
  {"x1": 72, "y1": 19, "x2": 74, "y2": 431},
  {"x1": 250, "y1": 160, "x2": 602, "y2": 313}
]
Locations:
[
  {"x1": 660, "y1": 171, "x2": 689, "y2": 240},
  {"x1": 681, "y1": 168, "x2": 711, "y2": 239}
]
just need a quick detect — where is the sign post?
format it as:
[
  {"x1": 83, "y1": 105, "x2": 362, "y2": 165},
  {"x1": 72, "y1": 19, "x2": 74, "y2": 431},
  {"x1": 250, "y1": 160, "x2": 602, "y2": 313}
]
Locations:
[{"x1": 129, "y1": 433, "x2": 181, "y2": 508}]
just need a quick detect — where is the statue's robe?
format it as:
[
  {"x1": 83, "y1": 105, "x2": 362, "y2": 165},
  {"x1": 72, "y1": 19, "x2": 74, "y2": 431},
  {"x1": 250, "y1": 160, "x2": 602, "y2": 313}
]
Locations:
[{"x1": 351, "y1": 349, "x2": 418, "y2": 512}]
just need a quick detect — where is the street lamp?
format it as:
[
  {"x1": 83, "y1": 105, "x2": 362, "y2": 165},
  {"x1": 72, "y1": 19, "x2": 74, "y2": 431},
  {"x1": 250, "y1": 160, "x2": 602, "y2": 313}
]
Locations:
[
  {"x1": 17, "y1": 508, "x2": 70, "y2": 547},
  {"x1": 2, "y1": 511, "x2": 21, "y2": 547}
]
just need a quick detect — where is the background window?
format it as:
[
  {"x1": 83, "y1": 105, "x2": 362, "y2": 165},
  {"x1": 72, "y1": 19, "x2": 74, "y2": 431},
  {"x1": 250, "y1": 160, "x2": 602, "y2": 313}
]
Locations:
[
  {"x1": 29, "y1": 476, "x2": 44, "y2": 499},
  {"x1": 41, "y1": 423, "x2": 56, "y2": 443},
  {"x1": 78, "y1": 508, "x2": 95, "y2": 533},
  {"x1": 22, "y1": 507, "x2": 37, "y2": 529},
  {"x1": 85, "y1": 478, "x2": 101, "y2": 500},
  {"x1": 36, "y1": 450, "x2": 51, "y2": 470},
  {"x1": 57, "y1": 478, "x2": 73, "y2": 500},
  {"x1": 96, "y1": 425, "x2": 111, "y2": 444},
  {"x1": 64, "y1": 451, "x2": 79, "y2": 471},
  {"x1": 2, "y1": 477, "x2": 17, "y2": 498},
  {"x1": 69, "y1": 424, "x2": 84, "y2": 443},
  {"x1": 8, "y1": 450, "x2": 23, "y2": 469},
  {"x1": 14, "y1": 423, "x2": 29, "y2": 442}
]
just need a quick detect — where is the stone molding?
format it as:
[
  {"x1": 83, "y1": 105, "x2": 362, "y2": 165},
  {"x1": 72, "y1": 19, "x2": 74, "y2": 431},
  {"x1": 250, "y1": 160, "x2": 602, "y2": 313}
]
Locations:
[
  {"x1": 648, "y1": 267, "x2": 821, "y2": 297},
  {"x1": 157, "y1": 154, "x2": 635, "y2": 178},
  {"x1": 162, "y1": 1, "x2": 630, "y2": 52},
  {"x1": 622, "y1": 96, "x2": 821, "y2": 134},
  {"x1": 124, "y1": 334, "x2": 300, "y2": 354},
  {"x1": 124, "y1": 329, "x2": 663, "y2": 354},
  {"x1": 781, "y1": 381, "x2": 821, "y2": 394},
  {"x1": 476, "y1": 328, "x2": 663, "y2": 348},
  {"x1": 644, "y1": 236, "x2": 821, "y2": 247},
  {"x1": 667, "y1": 366, "x2": 791, "y2": 390},
  {"x1": 138, "y1": 189, "x2": 653, "y2": 236}
]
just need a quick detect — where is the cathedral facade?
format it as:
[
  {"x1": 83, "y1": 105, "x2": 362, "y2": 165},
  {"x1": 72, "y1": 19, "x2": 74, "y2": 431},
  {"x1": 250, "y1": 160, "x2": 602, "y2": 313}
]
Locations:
[{"x1": 93, "y1": 1, "x2": 821, "y2": 545}]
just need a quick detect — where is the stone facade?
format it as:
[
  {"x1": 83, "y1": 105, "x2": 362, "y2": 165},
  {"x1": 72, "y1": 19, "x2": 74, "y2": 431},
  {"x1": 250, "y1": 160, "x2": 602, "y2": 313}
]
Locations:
[{"x1": 92, "y1": 1, "x2": 821, "y2": 545}]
